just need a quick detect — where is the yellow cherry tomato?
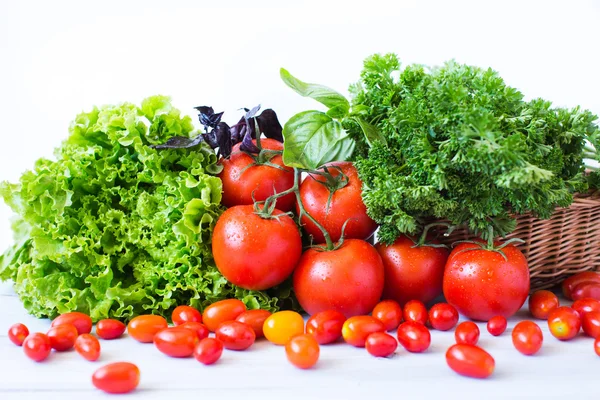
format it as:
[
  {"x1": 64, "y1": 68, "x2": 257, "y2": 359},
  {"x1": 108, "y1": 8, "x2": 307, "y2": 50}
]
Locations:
[{"x1": 263, "y1": 311, "x2": 304, "y2": 345}]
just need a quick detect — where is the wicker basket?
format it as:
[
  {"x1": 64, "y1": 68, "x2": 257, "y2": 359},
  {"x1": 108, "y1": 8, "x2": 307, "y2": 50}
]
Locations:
[{"x1": 434, "y1": 191, "x2": 600, "y2": 292}]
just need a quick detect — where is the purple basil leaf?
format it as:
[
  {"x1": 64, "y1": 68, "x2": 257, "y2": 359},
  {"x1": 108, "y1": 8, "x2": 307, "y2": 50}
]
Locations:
[
  {"x1": 213, "y1": 122, "x2": 233, "y2": 158},
  {"x1": 256, "y1": 109, "x2": 283, "y2": 142},
  {"x1": 194, "y1": 106, "x2": 224, "y2": 129},
  {"x1": 152, "y1": 135, "x2": 205, "y2": 149},
  {"x1": 239, "y1": 119, "x2": 260, "y2": 154},
  {"x1": 244, "y1": 104, "x2": 261, "y2": 119},
  {"x1": 229, "y1": 116, "x2": 246, "y2": 144}
]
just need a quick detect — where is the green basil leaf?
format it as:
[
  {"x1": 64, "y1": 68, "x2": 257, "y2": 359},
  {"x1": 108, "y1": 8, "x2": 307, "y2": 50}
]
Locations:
[
  {"x1": 352, "y1": 116, "x2": 387, "y2": 146},
  {"x1": 282, "y1": 110, "x2": 356, "y2": 169},
  {"x1": 280, "y1": 68, "x2": 350, "y2": 115}
]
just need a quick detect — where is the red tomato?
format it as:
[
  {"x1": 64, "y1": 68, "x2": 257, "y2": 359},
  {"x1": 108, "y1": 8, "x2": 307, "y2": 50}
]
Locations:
[
  {"x1": 51, "y1": 312, "x2": 92, "y2": 335},
  {"x1": 194, "y1": 338, "x2": 224, "y2": 365},
  {"x1": 512, "y1": 321, "x2": 543, "y2": 355},
  {"x1": 365, "y1": 332, "x2": 398, "y2": 357},
  {"x1": 446, "y1": 344, "x2": 495, "y2": 379},
  {"x1": 172, "y1": 305, "x2": 202, "y2": 326},
  {"x1": 342, "y1": 316, "x2": 386, "y2": 347},
  {"x1": 571, "y1": 282, "x2": 600, "y2": 302},
  {"x1": 429, "y1": 303, "x2": 459, "y2": 331},
  {"x1": 215, "y1": 321, "x2": 256, "y2": 351},
  {"x1": 8, "y1": 323, "x2": 29, "y2": 346},
  {"x1": 455, "y1": 321, "x2": 480, "y2": 345},
  {"x1": 562, "y1": 271, "x2": 600, "y2": 299},
  {"x1": 293, "y1": 239, "x2": 384, "y2": 317},
  {"x1": 154, "y1": 327, "x2": 198, "y2": 358},
  {"x1": 528, "y1": 290, "x2": 559, "y2": 320},
  {"x1": 487, "y1": 316, "x2": 507, "y2": 336},
  {"x1": 23, "y1": 333, "x2": 51, "y2": 362},
  {"x1": 571, "y1": 298, "x2": 600, "y2": 319},
  {"x1": 443, "y1": 242, "x2": 530, "y2": 321},
  {"x1": 47, "y1": 324, "x2": 78, "y2": 351},
  {"x1": 297, "y1": 162, "x2": 377, "y2": 243},
  {"x1": 403, "y1": 300, "x2": 428, "y2": 325},
  {"x1": 547, "y1": 306, "x2": 581, "y2": 341},
  {"x1": 595, "y1": 338, "x2": 600, "y2": 356},
  {"x1": 127, "y1": 315, "x2": 168, "y2": 343},
  {"x1": 581, "y1": 311, "x2": 600, "y2": 338},
  {"x1": 179, "y1": 322, "x2": 210, "y2": 341},
  {"x1": 96, "y1": 319, "x2": 126, "y2": 340},
  {"x1": 236, "y1": 309, "x2": 272, "y2": 339},
  {"x1": 306, "y1": 310, "x2": 346, "y2": 345},
  {"x1": 397, "y1": 321, "x2": 431, "y2": 353},
  {"x1": 372, "y1": 300, "x2": 403, "y2": 331},
  {"x1": 202, "y1": 299, "x2": 247, "y2": 332},
  {"x1": 263, "y1": 311, "x2": 305, "y2": 346},
  {"x1": 376, "y1": 235, "x2": 448, "y2": 305},
  {"x1": 212, "y1": 205, "x2": 302, "y2": 291},
  {"x1": 219, "y1": 139, "x2": 294, "y2": 211},
  {"x1": 75, "y1": 334, "x2": 101, "y2": 361},
  {"x1": 92, "y1": 362, "x2": 140, "y2": 394},
  {"x1": 285, "y1": 334, "x2": 320, "y2": 369}
]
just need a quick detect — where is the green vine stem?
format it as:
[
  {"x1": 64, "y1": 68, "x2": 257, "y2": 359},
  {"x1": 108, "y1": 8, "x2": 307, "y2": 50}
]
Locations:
[
  {"x1": 451, "y1": 225, "x2": 526, "y2": 261},
  {"x1": 410, "y1": 222, "x2": 455, "y2": 248}
]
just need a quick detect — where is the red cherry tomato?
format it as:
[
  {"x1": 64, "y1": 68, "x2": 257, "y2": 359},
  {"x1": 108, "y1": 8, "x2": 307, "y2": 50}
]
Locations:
[
  {"x1": 154, "y1": 327, "x2": 198, "y2": 358},
  {"x1": 202, "y1": 299, "x2": 247, "y2": 332},
  {"x1": 571, "y1": 298, "x2": 600, "y2": 319},
  {"x1": 96, "y1": 319, "x2": 126, "y2": 340},
  {"x1": 75, "y1": 334, "x2": 101, "y2": 361},
  {"x1": 562, "y1": 271, "x2": 600, "y2": 299},
  {"x1": 23, "y1": 333, "x2": 51, "y2": 362},
  {"x1": 236, "y1": 309, "x2": 272, "y2": 339},
  {"x1": 306, "y1": 310, "x2": 346, "y2": 345},
  {"x1": 285, "y1": 334, "x2": 320, "y2": 369},
  {"x1": 446, "y1": 344, "x2": 495, "y2": 379},
  {"x1": 127, "y1": 315, "x2": 168, "y2": 343},
  {"x1": 372, "y1": 300, "x2": 403, "y2": 331},
  {"x1": 51, "y1": 312, "x2": 92, "y2": 335},
  {"x1": 528, "y1": 290, "x2": 559, "y2": 320},
  {"x1": 403, "y1": 300, "x2": 428, "y2": 325},
  {"x1": 547, "y1": 306, "x2": 581, "y2": 341},
  {"x1": 194, "y1": 337, "x2": 224, "y2": 365},
  {"x1": 512, "y1": 321, "x2": 543, "y2": 355},
  {"x1": 582, "y1": 311, "x2": 600, "y2": 338},
  {"x1": 365, "y1": 332, "x2": 398, "y2": 357},
  {"x1": 376, "y1": 235, "x2": 449, "y2": 305},
  {"x1": 293, "y1": 239, "x2": 384, "y2": 317},
  {"x1": 342, "y1": 316, "x2": 386, "y2": 347},
  {"x1": 455, "y1": 321, "x2": 480, "y2": 345},
  {"x1": 8, "y1": 323, "x2": 29, "y2": 346},
  {"x1": 92, "y1": 362, "x2": 140, "y2": 394},
  {"x1": 595, "y1": 338, "x2": 600, "y2": 356},
  {"x1": 396, "y1": 321, "x2": 431, "y2": 353},
  {"x1": 263, "y1": 311, "x2": 305, "y2": 345},
  {"x1": 215, "y1": 321, "x2": 256, "y2": 351},
  {"x1": 172, "y1": 305, "x2": 202, "y2": 326},
  {"x1": 179, "y1": 321, "x2": 210, "y2": 341},
  {"x1": 486, "y1": 316, "x2": 507, "y2": 336},
  {"x1": 429, "y1": 303, "x2": 459, "y2": 331},
  {"x1": 571, "y1": 282, "x2": 600, "y2": 302},
  {"x1": 47, "y1": 324, "x2": 78, "y2": 351}
]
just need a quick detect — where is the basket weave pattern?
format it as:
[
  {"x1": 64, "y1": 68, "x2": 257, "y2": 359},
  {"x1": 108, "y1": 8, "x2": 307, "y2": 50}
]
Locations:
[{"x1": 435, "y1": 192, "x2": 600, "y2": 292}]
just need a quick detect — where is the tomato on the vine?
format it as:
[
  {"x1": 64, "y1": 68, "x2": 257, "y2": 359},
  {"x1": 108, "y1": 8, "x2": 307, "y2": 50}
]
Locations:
[
  {"x1": 127, "y1": 315, "x2": 168, "y2": 343},
  {"x1": 547, "y1": 306, "x2": 581, "y2": 341},
  {"x1": 487, "y1": 316, "x2": 507, "y2": 336},
  {"x1": 51, "y1": 312, "x2": 92, "y2": 335},
  {"x1": 96, "y1": 319, "x2": 126, "y2": 340},
  {"x1": 92, "y1": 362, "x2": 140, "y2": 394},
  {"x1": 365, "y1": 332, "x2": 398, "y2": 358},
  {"x1": 372, "y1": 300, "x2": 403, "y2": 332},
  {"x1": 403, "y1": 300, "x2": 428, "y2": 325},
  {"x1": 429, "y1": 303, "x2": 459, "y2": 331},
  {"x1": 342, "y1": 316, "x2": 385, "y2": 348},
  {"x1": 236, "y1": 309, "x2": 272, "y2": 339},
  {"x1": 455, "y1": 321, "x2": 480, "y2": 345},
  {"x1": 23, "y1": 333, "x2": 51, "y2": 362},
  {"x1": 306, "y1": 310, "x2": 346, "y2": 345},
  {"x1": 47, "y1": 324, "x2": 78, "y2": 351},
  {"x1": 286, "y1": 334, "x2": 320, "y2": 369},
  {"x1": 446, "y1": 344, "x2": 495, "y2": 379},
  {"x1": 263, "y1": 311, "x2": 304, "y2": 346},
  {"x1": 396, "y1": 321, "x2": 431, "y2": 353},
  {"x1": 194, "y1": 338, "x2": 224, "y2": 365},
  {"x1": 512, "y1": 321, "x2": 543, "y2": 355},
  {"x1": 202, "y1": 299, "x2": 247, "y2": 332},
  {"x1": 172, "y1": 305, "x2": 202, "y2": 326},
  {"x1": 75, "y1": 334, "x2": 101, "y2": 361},
  {"x1": 528, "y1": 290, "x2": 559, "y2": 320},
  {"x1": 8, "y1": 323, "x2": 29, "y2": 346},
  {"x1": 215, "y1": 321, "x2": 256, "y2": 351}
]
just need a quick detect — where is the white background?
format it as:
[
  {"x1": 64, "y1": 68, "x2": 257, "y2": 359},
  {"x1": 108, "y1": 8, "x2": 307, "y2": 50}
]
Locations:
[{"x1": 1, "y1": 1, "x2": 600, "y2": 399}]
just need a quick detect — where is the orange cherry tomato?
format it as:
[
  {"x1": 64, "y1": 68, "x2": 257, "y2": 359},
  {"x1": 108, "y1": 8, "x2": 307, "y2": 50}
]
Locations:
[
  {"x1": 47, "y1": 324, "x2": 78, "y2": 351},
  {"x1": 455, "y1": 321, "x2": 480, "y2": 345},
  {"x1": 96, "y1": 319, "x2": 126, "y2": 340},
  {"x1": 342, "y1": 316, "x2": 386, "y2": 347},
  {"x1": 571, "y1": 298, "x2": 600, "y2": 319},
  {"x1": 172, "y1": 305, "x2": 202, "y2": 326},
  {"x1": 263, "y1": 311, "x2": 305, "y2": 346},
  {"x1": 154, "y1": 327, "x2": 198, "y2": 358},
  {"x1": 194, "y1": 337, "x2": 224, "y2": 365},
  {"x1": 512, "y1": 320, "x2": 543, "y2": 355},
  {"x1": 403, "y1": 300, "x2": 428, "y2": 325},
  {"x1": 23, "y1": 333, "x2": 51, "y2": 362},
  {"x1": 397, "y1": 321, "x2": 431, "y2": 353},
  {"x1": 285, "y1": 334, "x2": 320, "y2": 369},
  {"x1": 215, "y1": 321, "x2": 256, "y2": 351},
  {"x1": 75, "y1": 333, "x2": 101, "y2": 361},
  {"x1": 595, "y1": 338, "x2": 600, "y2": 356},
  {"x1": 8, "y1": 323, "x2": 29, "y2": 346},
  {"x1": 582, "y1": 311, "x2": 600, "y2": 338},
  {"x1": 446, "y1": 344, "x2": 495, "y2": 379},
  {"x1": 306, "y1": 310, "x2": 346, "y2": 345},
  {"x1": 365, "y1": 332, "x2": 398, "y2": 357},
  {"x1": 51, "y1": 312, "x2": 92, "y2": 335},
  {"x1": 486, "y1": 316, "x2": 507, "y2": 336},
  {"x1": 179, "y1": 321, "x2": 210, "y2": 341},
  {"x1": 429, "y1": 303, "x2": 459, "y2": 331},
  {"x1": 236, "y1": 309, "x2": 272, "y2": 338},
  {"x1": 547, "y1": 306, "x2": 581, "y2": 341},
  {"x1": 202, "y1": 299, "x2": 247, "y2": 332},
  {"x1": 562, "y1": 271, "x2": 600, "y2": 299},
  {"x1": 127, "y1": 315, "x2": 168, "y2": 343},
  {"x1": 528, "y1": 290, "x2": 559, "y2": 320},
  {"x1": 372, "y1": 300, "x2": 403, "y2": 331},
  {"x1": 92, "y1": 362, "x2": 140, "y2": 394}
]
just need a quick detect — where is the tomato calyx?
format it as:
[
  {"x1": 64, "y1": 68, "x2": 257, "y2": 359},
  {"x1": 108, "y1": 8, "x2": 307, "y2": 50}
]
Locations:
[
  {"x1": 306, "y1": 165, "x2": 350, "y2": 213},
  {"x1": 238, "y1": 134, "x2": 287, "y2": 175},
  {"x1": 451, "y1": 226, "x2": 525, "y2": 261}
]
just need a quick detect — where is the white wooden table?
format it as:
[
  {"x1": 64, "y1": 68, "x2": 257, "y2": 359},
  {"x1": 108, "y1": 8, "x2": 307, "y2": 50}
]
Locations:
[{"x1": 0, "y1": 281, "x2": 598, "y2": 400}]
